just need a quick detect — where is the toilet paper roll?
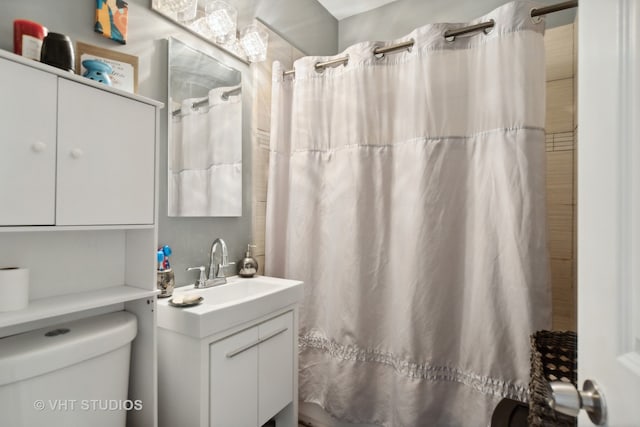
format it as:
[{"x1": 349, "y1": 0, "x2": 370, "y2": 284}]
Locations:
[{"x1": 0, "y1": 267, "x2": 29, "y2": 312}]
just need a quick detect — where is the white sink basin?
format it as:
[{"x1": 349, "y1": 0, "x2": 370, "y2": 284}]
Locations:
[{"x1": 157, "y1": 275, "x2": 303, "y2": 338}]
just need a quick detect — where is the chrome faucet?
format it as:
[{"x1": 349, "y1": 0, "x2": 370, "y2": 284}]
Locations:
[
  {"x1": 186, "y1": 238, "x2": 235, "y2": 289},
  {"x1": 207, "y1": 238, "x2": 234, "y2": 287},
  {"x1": 208, "y1": 238, "x2": 227, "y2": 281}
]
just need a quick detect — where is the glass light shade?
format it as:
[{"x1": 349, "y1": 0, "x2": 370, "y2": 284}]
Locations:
[
  {"x1": 239, "y1": 24, "x2": 269, "y2": 62},
  {"x1": 157, "y1": 0, "x2": 197, "y2": 22},
  {"x1": 205, "y1": 1, "x2": 237, "y2": 44},
  {"x1": 220, "y1": 37, "x2": 245, "y2": 58}
]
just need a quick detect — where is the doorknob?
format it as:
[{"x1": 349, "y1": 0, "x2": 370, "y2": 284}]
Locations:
[{"x1": 548, "y1": 379, "x2": 607, "y2": 425}]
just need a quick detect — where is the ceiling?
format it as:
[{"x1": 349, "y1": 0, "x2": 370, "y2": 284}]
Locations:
[{"x1": 316, "y1": 0, "x2": 401, "y2": 20}]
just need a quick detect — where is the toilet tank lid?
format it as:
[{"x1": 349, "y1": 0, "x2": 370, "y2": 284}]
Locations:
[{"x1": 0, "y1": 311, "x2": 137, "y2": 387}]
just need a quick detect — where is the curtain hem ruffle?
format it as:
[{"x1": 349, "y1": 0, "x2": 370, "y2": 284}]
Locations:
[{"x1": 300, "y1": 332, "x2": 529, "y2": 402}]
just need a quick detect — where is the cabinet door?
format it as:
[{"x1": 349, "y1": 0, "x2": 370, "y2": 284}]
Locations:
[
  {"x1": 56, "y1": 79, "x2": 155, "y2": 225},
  {"x1": 210, "y1": 327, "x2": 258, "y2": 427},
  {"x1": 258, "y1": 312, "x2": 293, "y2": 425},
  {"x1": 0, "y1": 59, "x2": 57, "y2": 225}
]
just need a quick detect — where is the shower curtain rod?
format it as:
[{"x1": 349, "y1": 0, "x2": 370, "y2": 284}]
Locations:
[
  {"x1": 282, "y1": 0, "x2": 577, "y2": 78},
  {"x1": 171, "y1": 86, "x2": 242, "y2": 116}
]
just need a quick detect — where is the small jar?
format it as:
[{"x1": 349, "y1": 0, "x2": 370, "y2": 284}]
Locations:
[{"x1": 157, "y1": 269, "x2": 175, "y2": 298}]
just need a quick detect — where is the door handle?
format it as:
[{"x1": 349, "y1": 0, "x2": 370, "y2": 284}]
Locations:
[
  {"x1": 226, "y1": 327, "x2": 288, "y2": 358},
  {"x1": 548, "y1": 379, "x2": 607, "y2": 425}
]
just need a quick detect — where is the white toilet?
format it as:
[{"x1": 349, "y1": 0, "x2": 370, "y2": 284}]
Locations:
[{"x1": 0, "y1": 311, "x2": 137, "y2": 427}]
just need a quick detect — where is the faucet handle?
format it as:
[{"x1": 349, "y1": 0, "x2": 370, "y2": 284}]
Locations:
[
  {"x1": 186, "y1": 266, "x2": 207, "y2": 288},
  {"x1": 216, "y1": 261, "x2": 236, "y2": 278}
]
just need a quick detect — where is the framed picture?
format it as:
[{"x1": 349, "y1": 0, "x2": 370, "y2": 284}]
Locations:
[
  {"x1": 95, "y1": 0, "x2": 129, "y2": 44},
  {"x1": 75, "y1": 41, "x2": 138, "y2": 93}
]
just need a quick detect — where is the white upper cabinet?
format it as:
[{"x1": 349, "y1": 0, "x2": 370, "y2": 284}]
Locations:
[
  {"x1": 0, "y1": 59, "x2": 57, "y2": 226},
  {"x1": 0, "y1": 56, "x2": 156, "y2": 227},
  {"x1": 56, "y1": 79, "x2": 155, "y2": 225}
]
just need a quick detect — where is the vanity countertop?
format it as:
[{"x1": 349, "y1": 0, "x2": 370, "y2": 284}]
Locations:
[{"x1": 157, "y1": 275, "x2": 303, "y2": 338}]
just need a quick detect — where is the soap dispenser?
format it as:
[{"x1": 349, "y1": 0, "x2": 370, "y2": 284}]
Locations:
[{"x1": 238, "y1": 244, "x2": 258, "y2": 277}]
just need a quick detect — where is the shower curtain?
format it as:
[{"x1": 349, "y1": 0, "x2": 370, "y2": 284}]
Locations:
[
  {"x1": 169, "y1": 85, "x2": 242, "y2": 216},
  {"x1": 265, "y1": 2, "x2": 550, "y2": 426}
]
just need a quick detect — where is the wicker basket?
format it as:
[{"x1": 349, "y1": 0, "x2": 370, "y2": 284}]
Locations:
[{"x1": 528, "y1": 330, "x2": 577, "y2": 427}]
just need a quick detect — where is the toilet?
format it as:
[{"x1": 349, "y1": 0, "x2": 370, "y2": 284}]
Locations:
[{"x1": 0, "y1": 311, "x2": 137, "y2": 427}]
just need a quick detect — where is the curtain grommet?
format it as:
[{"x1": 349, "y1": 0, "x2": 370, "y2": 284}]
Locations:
[
  {"x1": 530, "y1": 8, "x2": 544, "y2": 24},
  {"x1": 483, "y1": 19, "x2": 495, "y2": 35},
  {"x1": 406, "y1": 38, "x2": 415, "y2": 53}
]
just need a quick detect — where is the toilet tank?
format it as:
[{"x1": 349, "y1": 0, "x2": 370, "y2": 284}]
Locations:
[{"x1": 0, "y1": 311, "x2": 137, "y2": 427}]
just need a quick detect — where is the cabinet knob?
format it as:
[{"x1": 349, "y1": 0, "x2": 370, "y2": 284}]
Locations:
[
  {"x1": 70, "y1": 148, "x2": 84, "y2": 159},
  {"x1": 31, "y1": 142, "x2": 47, "y2": 153}
]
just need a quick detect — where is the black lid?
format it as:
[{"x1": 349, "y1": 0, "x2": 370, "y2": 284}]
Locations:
[
  {"x1": 40, "y1": 32, "x2": 75, "y2": 73},
  {"x1": 44, "y1": 32, "x2": 72, "y2": 41}
]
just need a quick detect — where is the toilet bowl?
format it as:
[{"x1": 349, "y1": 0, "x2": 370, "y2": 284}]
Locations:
[{"x1": 0, "y1": 311, "x2": 137, "y2": 427}]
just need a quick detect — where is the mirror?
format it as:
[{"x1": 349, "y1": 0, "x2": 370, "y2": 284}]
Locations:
[{"x1": 168, "y1": 37, "x2": 242, "y2": 217}]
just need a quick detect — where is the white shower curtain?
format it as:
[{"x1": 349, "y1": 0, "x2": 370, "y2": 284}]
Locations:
[
  {"x1": 266, "y1": 2, "x2": 550, "y2": 426},
  {"x1": 169, "y1": 85, "x2": 242, "y2": 216}
]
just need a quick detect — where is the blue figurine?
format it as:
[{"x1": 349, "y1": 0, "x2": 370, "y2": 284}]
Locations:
[{"x1": 82, "y1": 59, "x2": 113, "y2": 86}]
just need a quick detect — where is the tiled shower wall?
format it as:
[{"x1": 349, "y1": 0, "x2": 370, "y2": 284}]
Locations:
[
  {"x1": 544, "y1": 23, "x2": 577, "y2": 331},
  {"x1": 251, "y1": 23, "x2": 578, "y2": 331}
]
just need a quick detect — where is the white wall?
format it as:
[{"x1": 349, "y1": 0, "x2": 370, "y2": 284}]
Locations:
[
  {"x1": 0, "y1": 0, "x2": 337, "y2": 286},
  {"x1": 338, "y1": 0, "x2": 576, "y2": 51}
]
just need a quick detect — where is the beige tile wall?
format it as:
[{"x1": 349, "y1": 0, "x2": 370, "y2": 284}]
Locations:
[
  {"x1": 544, "y1": 23, "x2": 577, "y2": 331},
  {"x1": 251, "y1": 21, "x2": 305, "y2": 274},
  {"x1": 250, "y1": 23, "x2": 578, "y2": 331}
]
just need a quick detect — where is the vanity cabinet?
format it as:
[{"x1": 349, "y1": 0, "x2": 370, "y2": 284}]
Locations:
[
  {"x1": 158, "y1": 304, "x2": 299, "y2": 427},
  {"x1": 0, "y1": 51, "x2": 162, "y2": 427},
  {"x1": 0, "y1": 57, "x2": 155, "y2": 226},
  {"x1": 210, "y1": 311, "x2": 293, "y2": 427}
]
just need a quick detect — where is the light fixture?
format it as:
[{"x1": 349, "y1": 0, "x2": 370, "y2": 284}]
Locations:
[
  {"x1": 204, "y1": 1, "x2": 237, "y2": 45},
  {"x1": 239, "y1": 24, "x2": 268, "y2": 63},
  {"x1": 152, "y1": 0, "x2": 269, "y2": 63}
]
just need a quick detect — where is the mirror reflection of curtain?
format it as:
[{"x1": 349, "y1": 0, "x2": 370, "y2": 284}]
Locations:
[{"x1": 169, "y1": 85, "x2": 242, "y2": 216}]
